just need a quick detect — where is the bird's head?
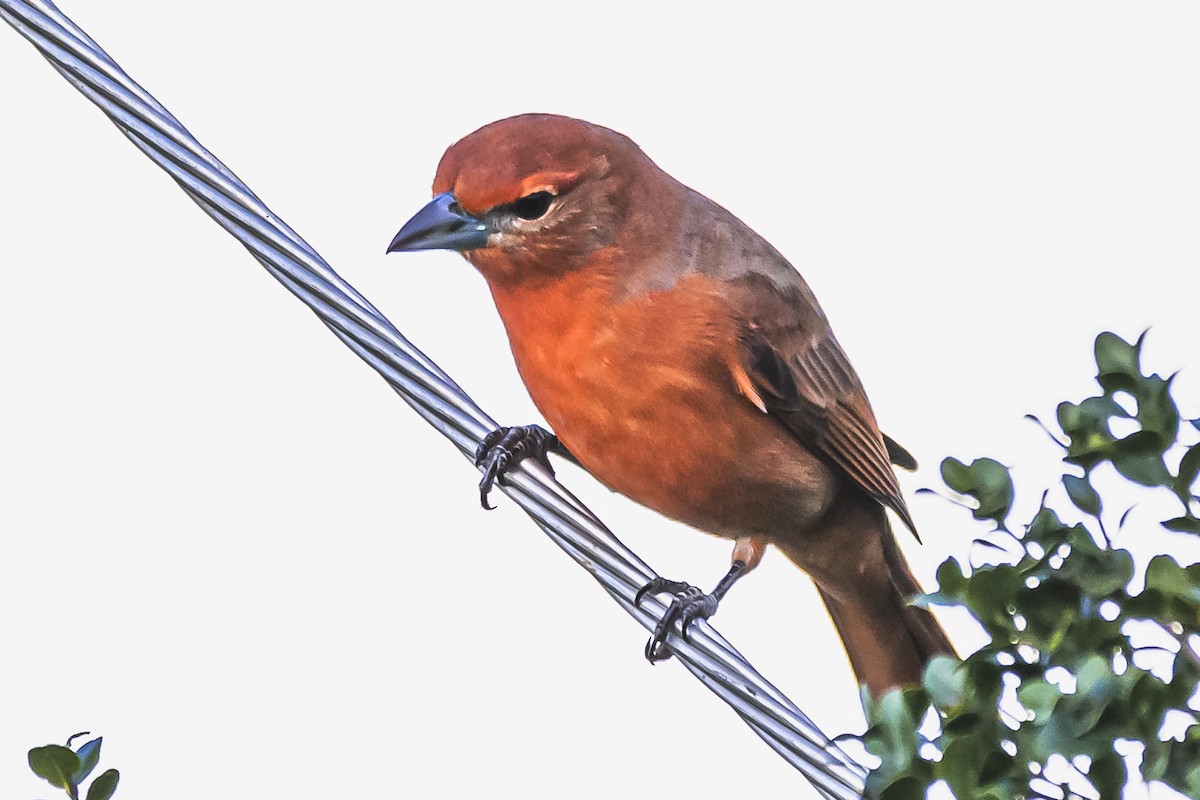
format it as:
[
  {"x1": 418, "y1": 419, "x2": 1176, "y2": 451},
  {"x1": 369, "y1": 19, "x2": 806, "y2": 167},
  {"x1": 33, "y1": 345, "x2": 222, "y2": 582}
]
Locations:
[{"x1": 387, "y1": 114, "x2": 675, "y2": 285}]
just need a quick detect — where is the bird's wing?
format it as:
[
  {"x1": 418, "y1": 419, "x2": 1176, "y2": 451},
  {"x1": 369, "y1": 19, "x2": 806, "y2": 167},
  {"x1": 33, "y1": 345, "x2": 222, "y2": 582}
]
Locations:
[{"x1": 727, "y1": 273, "x2": 918, "y2": 537}]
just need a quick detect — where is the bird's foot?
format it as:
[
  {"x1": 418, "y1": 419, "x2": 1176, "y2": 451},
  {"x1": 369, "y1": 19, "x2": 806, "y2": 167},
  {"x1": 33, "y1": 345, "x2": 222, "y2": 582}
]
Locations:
[
  {"x1": 474, "y1": 425, "x2": 559, "y2": 510},
  {"x1": 634, "y1": 577, "x2": 720, "y2": 662}
]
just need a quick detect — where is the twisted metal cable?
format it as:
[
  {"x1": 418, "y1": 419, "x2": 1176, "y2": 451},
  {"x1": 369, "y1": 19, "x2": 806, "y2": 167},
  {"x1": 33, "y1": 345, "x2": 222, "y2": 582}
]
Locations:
[{"x1": 1, "y1": 2, "x2": 869, "y2": 797}]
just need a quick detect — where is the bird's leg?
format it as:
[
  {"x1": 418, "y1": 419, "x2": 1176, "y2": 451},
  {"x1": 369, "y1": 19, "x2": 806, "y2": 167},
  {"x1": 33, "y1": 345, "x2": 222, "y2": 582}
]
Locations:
[
  {"x1": 473, "y1": 424, "x2": 576, "y2": 509},
  {"x1": 635, "y1": 536, "x2": 766, "y2": 662},
  {"x1": 637, "y1": 562, "x2": 748, "y2": 662}
]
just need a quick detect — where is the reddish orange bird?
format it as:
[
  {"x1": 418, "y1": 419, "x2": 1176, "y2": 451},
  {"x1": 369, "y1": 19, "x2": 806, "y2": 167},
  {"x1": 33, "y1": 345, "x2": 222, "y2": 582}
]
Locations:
[{"x1": 387, "y1": 114, "x2": 954, "y2": 695}]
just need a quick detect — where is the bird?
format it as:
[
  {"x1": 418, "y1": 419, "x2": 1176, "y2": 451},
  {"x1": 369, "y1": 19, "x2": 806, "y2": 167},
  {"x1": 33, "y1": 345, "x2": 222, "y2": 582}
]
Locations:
[{"x1": 386, "y1": 113, "x2": 954, "y2": 696}]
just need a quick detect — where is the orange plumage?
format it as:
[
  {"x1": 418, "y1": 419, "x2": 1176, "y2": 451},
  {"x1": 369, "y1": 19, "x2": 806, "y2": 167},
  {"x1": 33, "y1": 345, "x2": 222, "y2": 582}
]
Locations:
[{"x1": 390, "y1": 113, "x2": 954, "y2": 695}]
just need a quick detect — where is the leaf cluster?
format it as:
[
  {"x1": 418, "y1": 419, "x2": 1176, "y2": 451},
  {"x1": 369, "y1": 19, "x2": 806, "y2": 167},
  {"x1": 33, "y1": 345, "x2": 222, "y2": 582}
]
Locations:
[
  {"x1": 863, "y1": 332, "x2": 1200, "y2": 799},
  {"x1": 28, "y1": 733, "x2": 119, "y2": 800}
]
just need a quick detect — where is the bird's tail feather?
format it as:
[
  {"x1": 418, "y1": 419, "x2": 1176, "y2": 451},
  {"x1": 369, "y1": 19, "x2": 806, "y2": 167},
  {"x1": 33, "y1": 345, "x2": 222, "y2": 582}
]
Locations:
[{"x1": 780, "y1": 524, "x2": 955, "y2": 697}]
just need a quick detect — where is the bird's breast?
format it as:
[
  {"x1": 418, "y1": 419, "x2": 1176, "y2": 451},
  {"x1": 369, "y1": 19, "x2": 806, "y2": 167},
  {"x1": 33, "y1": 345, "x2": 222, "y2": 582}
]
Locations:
[{"x1": 488, "y1": 269, "x2": 836, "y2": 538}]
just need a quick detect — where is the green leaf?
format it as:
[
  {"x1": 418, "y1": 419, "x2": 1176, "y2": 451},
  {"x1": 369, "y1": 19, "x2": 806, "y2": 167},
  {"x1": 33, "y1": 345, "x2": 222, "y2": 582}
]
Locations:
[
  {"x1": 1128, "y1": 673, "x2": 1183, "y2": 741},
  {"x1": 941, "y1": 457, "x2": 1014, "y2": 527},
  {"x1": 1026, "y1": 504, "x2": 1067, "y2": 537},
  {"x1": 1032, "y1": 654, "x2": 1128, "y2": 762},
  {"x1": 1143, "y1": 736, "x2": 1171, "y2": 781},
  {"x1": 970, "y1": 789, "x2": 1018, "y2": 800},
  {"x1": 1074, "y1": 652, "x2": 1114, "y2": 696},
  {"x1": 917, "y1": 558, "x2": 969, "y2": 607},
  {"x1": 965, "y1": 565, "x2": 1022, "y2": 633},
  {"x1": 961, "y1": 650, "x2": 1004, "y2": 704},
  {"x1": 1018, "y1": 575, "x2": 1080, "y2": 645},
  {"x1": 1164, "y1": 516, "x2": 1200, "y2": 534},
  {"x1": 978, "y1": 749, "x2": 1018, "y2": 786},
  {"x1": 943, "y1": 711, "x2": 984, "y2": 735},
  {"x1": 923, "y1": 655, "x2": 965, "y2": 709},
  {"x1": 878, "y1": 775, "x2": 926, "y2": 800},
  {"x1": 938, "y1": 735, "x2": 989, "y2": 798},
  {"x1": 85, "y1": 769, "x2": 118, "y2": 800},
  {"x1": 1058, "y1": 396, "x2": 1121, "y2": 467},
  {"x1": 900, "y1": 684, "x2": 931, "y2": 723},
  {"x1": 1144, "y1": 554, "x2": 1200, "y2": 603},
  {"x1": 1123, "y1": 587, "x2": 1167, "y2": 617},
  {"x1": 1177, "y1": 442, "x2": 1200, "y2": 498},
  {"x1": 1063, "y1": 474, "x2": 1102, "y2": 517},
  {"x1": 1088, "y1": 752, "x2": 1127, "y2": 800},
  {"x1": 1056, "y1": 528, "x2": 1133, "y2": 596},
  {"x1": 1094, "y1": 331, "x2": 1144, "y2": 391},
  {"x1": 865, "y1": 688, "x2": 920, "y2": 777},
  {"x1": 1158, "y1": 724, "x2": 1200, "y2": 795},
  {"x1": 1134, "y1": 374, "x2": 1180, "y2": 444},
  {"x1": 1111, "y1": 433, "x2": 1173, "y2": 487},
  {"x1": 1017, "y1": 678, "x2": 1060, "y2": 723},
  {"x1": 29, "y1": 745, "x2": 81, "y2": 795},
  {"x1": 72, "y1": 738, "x2": 101, "y2": 786}
]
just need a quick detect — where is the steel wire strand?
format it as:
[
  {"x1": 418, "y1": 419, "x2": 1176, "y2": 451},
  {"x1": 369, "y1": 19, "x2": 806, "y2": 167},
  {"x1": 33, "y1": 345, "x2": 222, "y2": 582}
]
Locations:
[{"x1": 1, "y1": 1, "x2": 870, "y2": 796}]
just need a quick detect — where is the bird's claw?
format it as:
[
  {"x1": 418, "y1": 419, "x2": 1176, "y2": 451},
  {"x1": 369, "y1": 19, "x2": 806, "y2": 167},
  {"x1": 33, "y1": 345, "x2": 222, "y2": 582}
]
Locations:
[
  {"x1": 635, "y1": 577, "x2": 719, "y2": 662},
  {"x1": 474, "y1": 425, "x2": 558, "y2": 510},
  {"x1": 633, "y1": 576, "x2": 693, "y2": 606}
]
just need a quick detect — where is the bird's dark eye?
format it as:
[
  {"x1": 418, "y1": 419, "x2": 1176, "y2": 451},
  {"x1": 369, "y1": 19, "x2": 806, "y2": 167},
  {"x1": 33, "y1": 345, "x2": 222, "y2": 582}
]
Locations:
[{"x1": 511, "y1": 191, "x2": 554, "y2": 220}]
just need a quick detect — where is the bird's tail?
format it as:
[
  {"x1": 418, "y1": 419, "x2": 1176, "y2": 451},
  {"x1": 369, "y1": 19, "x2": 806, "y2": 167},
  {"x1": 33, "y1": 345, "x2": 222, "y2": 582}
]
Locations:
[{"x1": 778, "y1": 522, "x2": 956, "y2": 697}]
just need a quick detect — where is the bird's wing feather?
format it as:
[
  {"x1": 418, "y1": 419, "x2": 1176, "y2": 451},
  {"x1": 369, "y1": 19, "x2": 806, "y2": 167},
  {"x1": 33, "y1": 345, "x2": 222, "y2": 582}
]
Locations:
[
  {"x1": 729, "y1": 273, "x2": 918, "y2": 537},
  {"x1": 659, "y1": 188, "x2": 917, "y2": 532}
]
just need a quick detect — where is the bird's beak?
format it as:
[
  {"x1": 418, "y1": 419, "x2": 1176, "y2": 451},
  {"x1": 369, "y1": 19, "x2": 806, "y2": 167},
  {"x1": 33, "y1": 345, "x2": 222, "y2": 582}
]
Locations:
[{"x1": 386, "y1": 192, "x2": 490, "y2": 253}]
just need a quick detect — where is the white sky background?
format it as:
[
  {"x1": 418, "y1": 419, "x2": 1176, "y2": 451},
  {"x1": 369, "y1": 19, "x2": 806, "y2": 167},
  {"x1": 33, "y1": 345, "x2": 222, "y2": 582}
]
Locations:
[{"x1": 2, "y1": 2, "x2": 1199, "y2": 798}]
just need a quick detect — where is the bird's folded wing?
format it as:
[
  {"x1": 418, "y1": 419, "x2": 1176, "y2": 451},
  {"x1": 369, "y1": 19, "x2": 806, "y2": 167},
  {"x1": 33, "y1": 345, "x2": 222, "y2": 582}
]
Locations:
[{"x1": 729, "y1": 276, "x2": 918, "y2": 537}]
